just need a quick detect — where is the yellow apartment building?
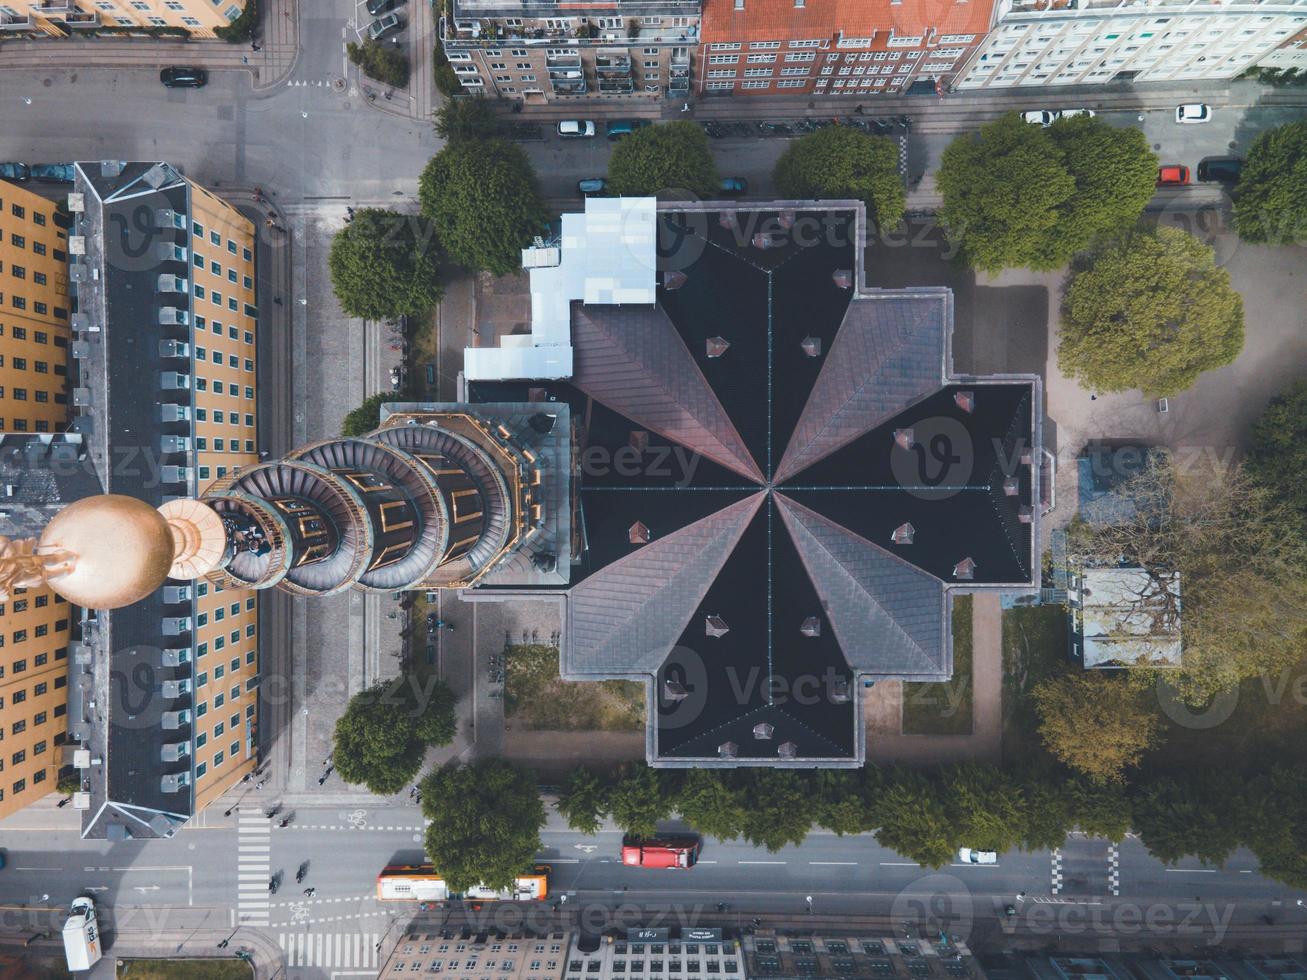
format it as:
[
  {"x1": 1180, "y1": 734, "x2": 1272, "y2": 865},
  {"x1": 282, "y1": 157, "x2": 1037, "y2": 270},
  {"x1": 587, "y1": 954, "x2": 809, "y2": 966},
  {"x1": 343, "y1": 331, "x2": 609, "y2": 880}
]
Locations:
[
  {"x1": 0, "y1": 0, "x2": 248, "y2": 38},
  {"x1": 0, "y1": 179, "x2": 74, "y2": 822}
]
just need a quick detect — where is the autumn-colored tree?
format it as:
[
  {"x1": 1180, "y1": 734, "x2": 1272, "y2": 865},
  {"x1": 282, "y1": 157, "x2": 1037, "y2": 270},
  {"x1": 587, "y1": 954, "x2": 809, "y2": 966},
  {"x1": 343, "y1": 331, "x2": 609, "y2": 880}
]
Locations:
[{"x1": 1032, "y1": 671, "x2": 1162, "y2": 782}]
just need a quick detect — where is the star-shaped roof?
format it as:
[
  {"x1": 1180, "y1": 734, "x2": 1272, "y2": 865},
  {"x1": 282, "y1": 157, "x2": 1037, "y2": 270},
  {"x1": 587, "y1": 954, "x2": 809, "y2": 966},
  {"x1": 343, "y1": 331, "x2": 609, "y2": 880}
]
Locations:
[{"x1": 474, "y1": 205, "x2": 1040, "y2": 767}]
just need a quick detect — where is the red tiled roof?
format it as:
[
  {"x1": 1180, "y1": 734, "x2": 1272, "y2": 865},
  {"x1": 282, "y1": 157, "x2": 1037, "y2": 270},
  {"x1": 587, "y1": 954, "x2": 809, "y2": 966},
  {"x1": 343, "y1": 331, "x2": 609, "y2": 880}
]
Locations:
[{"x1": 701, "y1": 0, "x2": 994, "y2": 46}]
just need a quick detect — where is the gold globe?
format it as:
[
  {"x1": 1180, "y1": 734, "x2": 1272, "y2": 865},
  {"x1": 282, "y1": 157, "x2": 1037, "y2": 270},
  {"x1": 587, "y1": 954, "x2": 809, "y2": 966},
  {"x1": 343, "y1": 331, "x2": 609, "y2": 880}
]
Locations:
[{"x1": 38, "y1": 494, "x2": 177, "y2": 610}]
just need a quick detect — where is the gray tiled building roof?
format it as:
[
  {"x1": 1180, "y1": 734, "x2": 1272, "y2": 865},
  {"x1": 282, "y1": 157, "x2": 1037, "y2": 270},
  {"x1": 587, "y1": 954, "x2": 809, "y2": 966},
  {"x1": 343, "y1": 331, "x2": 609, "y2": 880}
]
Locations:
[
  {"x1": 774, "y1": 291, "x2": 948, "y2": 484},
  {"x1": 563, "y1": 492, "x2": 763, "y2": 677},
  {"x1": 775, "y1": 494, "x2": 948, "y2": 681},
  {"x1": 572, "y1": 305, "x2": 765, "y2": 484}
]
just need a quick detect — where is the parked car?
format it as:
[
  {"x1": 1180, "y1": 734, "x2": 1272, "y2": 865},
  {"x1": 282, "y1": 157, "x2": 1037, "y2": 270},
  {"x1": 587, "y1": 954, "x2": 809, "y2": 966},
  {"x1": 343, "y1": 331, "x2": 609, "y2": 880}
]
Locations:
[
  {"x1": 605, "y1": 119, "x2": 650, "y2": 140},
  {"x1": 366, "y1": 0, "x2": 405, "y2": 14},
  {"x1": 957, "y1": 847, "x2": 998, "y2": 865},
  {"x1": 1021, "y1": 110, "x2": 1055, "y2": 127},
  {"x1": 159, "y1": 66, "x2": 207, "y2": 88},
  {"x1": 367, "y1": 12, "x2": 404, "y2": 41},
  {"x1": 1157, "y1": 165, "x2": 1190, "y2": 186},
  {"x1": 1176, "y1": 103, "x2": 1211, "y2": 124},
  {"x1": 30, "y1": 164, "x2": 75, "y2": 184},
  {"x1": 577, "y1": 177, "x2": 608, "y2": 196},
  {"x1": 557, "y1": 120, "x2": 596, "y2": 138},
  {"x1": 718, "y1": 176, "x2": 748, "y2": 196},
  {"x1": 1197, "y1": 157, "x2": 1243, "y2": 183},
  {"x1": 0, "y1": 163, "x2": 30, "y2": 183},
  {"x1": 1056, "y1": 108, "x2": 1096, "y2": 120}
]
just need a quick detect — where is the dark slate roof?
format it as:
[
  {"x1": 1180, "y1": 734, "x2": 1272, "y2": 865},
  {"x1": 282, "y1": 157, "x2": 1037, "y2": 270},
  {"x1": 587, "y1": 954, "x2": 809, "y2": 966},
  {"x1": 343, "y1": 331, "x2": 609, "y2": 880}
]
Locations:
[
  {"x1": 774, "y1": 290, "x2": 948, "y2": 484},
  {"x1": 563, "y1": 492, "x2": 763, "y2": 677},
  {"x1": 571, "y1": 305, "x2": 765, "y2": 484},
  {"x1": 775, "y1": 493, "x2": 947, "y2": 681},
  {"x1": 658, "y1": 703, "x2": 851, "y2": 763}
]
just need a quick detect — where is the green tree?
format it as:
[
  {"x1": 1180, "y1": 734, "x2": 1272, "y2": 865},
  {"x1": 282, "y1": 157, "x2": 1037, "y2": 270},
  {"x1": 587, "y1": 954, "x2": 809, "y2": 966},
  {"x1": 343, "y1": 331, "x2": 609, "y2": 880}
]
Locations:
[
  {"x1": 871, "y1": 769, "x2": 956, "y2": 869},
  {"x1": 1031, "y1": 671, "x2": 1162, "y2": 783},
  {"x1": 607, "y1": 764, "x2": 676, "y2": 839},
  {"x1": 420, "y1": 759, "x2": 546, "y2": 892},
  {"x1": 419, "y1": 140, "x2": 547, "y2": 276},
  {"x1": 1246, "y1": 380, "x2": 1307, "y2": 518},
  {"x1": 347, "y1": 39, "x2": 411, "y2": 88},
  {"x1": 434, "y1": 97, "x2": 501, "y2": 142},
  {"x1": 811, "y1": 768, "x2": 878, "y2": 837},
  {"x1": 333, "y1": 678, "x2": 457, "y2": 795},
  {"x1": 1042, "y1": 116, "x2": 1159, "y2": 264},
  {"x1": 1057, "y1": 227, "x2": 1244, "y2": 397},
  {"x1": 1245, "y1": 765, "x2": 1307, "y2": 888},
  {"x1": 555, "y1": 766, "x2": 608, "y2": 835},
  {"x1": 1018, "y1": 765, "x2": 1074, "y2": 851},
  {"x1": 214, "y1": 0, "x2": 257, "y2": 42},
  {"x1": 1066, "y1": 776, "x2": 1131, "y2": 842},
  {"x1": 606, "y1": 122, "x2": 720, "y2": 198},
  {"x1": 772, "y1": 127, "x2": 905, "y2": 230},
  {"x1": 674, "y1": 770, "x2": 746, "y2": 842},
  {"x1": 939, "y1": 762, "x2": 1027, "y2": 854},
  {"x1": 328, "y1": 208, "x2": 442, "y2": 321},
  {"x1": 735, "y1": 770, "x2": 813, "y2": 852},
  {"x1": 1233, "y1": 119, "x2": 1307, "y2": 243},
  {"x1": 937, "y1": 113, "x2": 1078, "y2": 273},
  {"x1": 1131, "y1": 771, "x2": 1243, "y2": 866},
  {"x1": 340, "y1": 393, "x2": 392, "y2": 437}
]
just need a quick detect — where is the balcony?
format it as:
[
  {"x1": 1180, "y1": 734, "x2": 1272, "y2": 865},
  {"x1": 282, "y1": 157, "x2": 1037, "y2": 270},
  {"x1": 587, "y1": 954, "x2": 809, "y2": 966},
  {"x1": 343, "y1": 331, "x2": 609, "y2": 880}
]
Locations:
[
  {"x1": 546, "y1": 51, "x2": 581, "y2": 66},
  {"x1": 549, "y1": 65, "x2": 584, "y2": 79},
  {"x1": 552, "y1": 77, "x2": 588, "y2": 94},
  {"x1": 65, "y1": 9, "x2": 99, "y2": 27},
  {"x1": 37, "y1": 0, "x2": 77, "y2": 12},
  {"x1": 440, "y1": 12, "x2": 697, "y2": 47},
  {"x1": 595, "y1": 52, "x2": 632, "y2": 73},
  {"x1": 598, "y1": 76, "x2": 635, "y2": 93},
  {"x1": 0, "y1": 13, "x2": 33, "y2": 30}
]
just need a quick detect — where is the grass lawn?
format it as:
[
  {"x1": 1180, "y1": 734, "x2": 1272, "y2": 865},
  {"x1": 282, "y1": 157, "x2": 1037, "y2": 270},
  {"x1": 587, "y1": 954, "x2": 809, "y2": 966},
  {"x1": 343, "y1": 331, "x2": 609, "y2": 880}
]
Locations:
[
  {"x1": 1000, "y1": 604, "x2": 1070, "y2": 761},
  {"x1": 902, "y1": 595, "x2": 974, "y2": 735},
  {"x1": 504, "y1": 644, "x2": 643, "y2": 731},
  {"x1": 118, "y1": 960, "x2": 253, "y2": 979}
]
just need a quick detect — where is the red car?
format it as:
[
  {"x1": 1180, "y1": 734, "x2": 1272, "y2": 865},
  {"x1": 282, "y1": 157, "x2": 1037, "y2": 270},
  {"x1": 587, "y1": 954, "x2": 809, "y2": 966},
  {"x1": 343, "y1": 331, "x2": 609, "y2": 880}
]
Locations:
[
  {"x1": 1157, "y1": 165, "x2": 1190, "y2": 186},
  {"x1": 621, "y1": 836, "x2": 701, "y2": 869}
]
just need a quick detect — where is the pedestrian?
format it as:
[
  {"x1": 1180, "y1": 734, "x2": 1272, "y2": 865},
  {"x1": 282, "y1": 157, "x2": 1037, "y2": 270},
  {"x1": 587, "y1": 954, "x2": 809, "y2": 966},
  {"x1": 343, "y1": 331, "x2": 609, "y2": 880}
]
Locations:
[
  {"x1": 855, "y1": 104, "x2": 865, "y2": 115},
  {"x1": 252, "y1": 41, "x2": 262, "y2": 52},
  {"x1": 242, "y1": 773, "x2": 252, "y2": 783},
  {"x1": 273, "y1": 297, "x2": 283, "y2": 306},
  {"x1": 265, "y1": 218, "x2": 275, "y2": 230},
  {"x1": 242, "y1": 56, "x2": 249, "y2": 65},
  {"x1": 304, "y1": 887, "x2": 316, "y2": 897},
  {"x1": 317, "y1": 774, "x2": 327, "y2": 786},
  {"x1": 324, "y1": 755, "x2": 333, "y2": 767}
]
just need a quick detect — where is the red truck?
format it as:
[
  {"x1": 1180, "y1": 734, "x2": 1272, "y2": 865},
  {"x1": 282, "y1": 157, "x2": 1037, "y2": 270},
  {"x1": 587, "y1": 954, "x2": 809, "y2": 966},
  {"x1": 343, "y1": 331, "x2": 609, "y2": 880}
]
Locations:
[{"x1": 621, "y1": 836, "x2": 702, "y2": 869}]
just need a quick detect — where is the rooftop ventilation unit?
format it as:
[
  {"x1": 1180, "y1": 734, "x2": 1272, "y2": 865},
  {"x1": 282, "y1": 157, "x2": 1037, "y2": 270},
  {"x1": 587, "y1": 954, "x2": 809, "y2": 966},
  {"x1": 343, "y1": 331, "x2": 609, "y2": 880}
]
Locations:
[
  {"x1": 160, "y1": 404, "x2": 191, "y2": 423},
  {"x1": 72, "y1": 387, "x2": 92, "y2": 407},
  {"x1": 160, "y1": 771, "x2": 192, "y2": 793},
  {"x1": 953, "y1": 557, "x2": 977, "y2": 580},
  {"x1": 159, "y1": 307, "x2": 189, "y2": 326},
  {"x1": 161, "y1": 647, "x2": 192, "y2": 667},
  {"x1": 67, "y1": 192, "x2": 85, "y2": 213},
  {"x1": 71, "y1": 341, "x2": 91, "y2": 360},
  {"x1": 161, "y1": 616, "x2": 192, "y2": 635},
  {"x1": 143, "y1": 162, "x2": 176, "y2": 188},
  {"x1": 69, "y1": 263, "x2": 89, "y2": 283},
  {"x1": 154, "y1": 242, "x2": 187, "y2": 263},
  {"x1": 628, "y1": 521, "x2": 651, "y2": 545},
  {"x1": 161, "y1": 678, "x2": 192, "y2": 699},
  {"x1": 160, "y1": 465, "x2": 193, "y2": 485},
  {"x1": 162, "y1": 585, "x2": 192, "y2": 604},
  {"x1": 156, "y1": 274, "x2": 188, "y2": 294},
  {"x1": 777, "y1": 741, "x2": 799, "y2": 759},
  {"x1": 154, "y1": 207, "x2": 186, "y2": 230},
  {"x1": 160, "y1": 371, "x2": 190, "y2": 390},
  {"x1": 160, "y1": 741, "x2": 190, "y2": 762},
  {"x1": 954, "y1": 390, "x2": 975, "y2": 414},
  {"x1": 161, "y1": 709, "x2": 192, "y2": 730},
  {"x1": 891, "y1": 522, "x2": 915, "y2": 545},
  {"x1": 71, "y1": 313, "x2": 90, "y2": 331},
  {"x1": 705, "y1": 615, "x2": 730, "y2": 638},
  {"x1": 664, "y1": 679, "x2": 688, "y2": 702},
  {"x1": 717, "y1": 741, "x2": 739, "y2": 759},
  {"x1": 800, "y1": 616, "x2": 821, "y2": 638},
  {"x1": 158, "y1": 339, "x2": 190, "y2": 358},
  {"x1": 99, "y1": 159, "x2": 124, "y2": 178},
  {"x1": 752, "y1": 723, "x2": 774, "y2": 740},
  {"x1": 69, "y1": 236, "x2": 86, "y2": 256}
]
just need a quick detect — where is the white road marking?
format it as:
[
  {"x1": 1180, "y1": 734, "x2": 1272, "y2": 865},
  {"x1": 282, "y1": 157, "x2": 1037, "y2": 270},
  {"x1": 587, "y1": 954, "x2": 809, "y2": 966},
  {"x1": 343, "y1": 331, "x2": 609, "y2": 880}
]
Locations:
[
  {"x1": 809, "y1": 861, "x2": 858, "y2": 866},
  {"x1": 1165, "y1": 868, "x2": 1218, "y2": 873},
  {"x1": 738, "y1": 860, "x2": 786, "y2": 865}
]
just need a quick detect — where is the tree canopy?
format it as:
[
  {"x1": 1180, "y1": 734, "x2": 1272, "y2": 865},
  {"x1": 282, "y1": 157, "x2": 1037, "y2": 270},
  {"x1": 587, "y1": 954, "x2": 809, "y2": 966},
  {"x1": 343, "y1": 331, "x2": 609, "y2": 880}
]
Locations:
[
  {"x1": 554, "y1": 766, "x2": 608, "y2": 835},
  {"x1": 340, "y1": 393, "x2": 392, "y2": 437},
  {"x1": 605, "y1": 764, "x2": 676, "y2": 840},
  {"x1": 434, "y1": 96, "x2": 501, "y2": 142},
  {"x1": 328, "y1": 208, "x2": 442, "y2": 321},
  {"x1": 1057, "y1": 227, "x2": 1244, "y2": 397},
  {"x1": 937, "y1": 113, "x2": 1158, "y2": 272},
  {"x1": 1032, "y1": 671, "x2": 1162, "y2": 783},
  {"x1": 1246, "y1": 379, "x2": 1307, "y2": 518},
  {"x1": 772, "y1": 126, "x2": 905, "y2": 230},
  {"x1": 332, "y1": 677, "x2": 457, "y2": 795},
  {"x1": 606, "y1": 121, "x2": 720, "y2": 198},
  {"x1": 1068, "y1": 456, "x2": 1307, "y2": 703},
  {"x1": 420, "y1": 759, "x2": 546, "y2": 893},
  {"x1": 1233, "y1": 119, "x2": 1307, "y2": 244},
  {"x1": 418, "y1": 140, "x2": 547, "y2": 276}
]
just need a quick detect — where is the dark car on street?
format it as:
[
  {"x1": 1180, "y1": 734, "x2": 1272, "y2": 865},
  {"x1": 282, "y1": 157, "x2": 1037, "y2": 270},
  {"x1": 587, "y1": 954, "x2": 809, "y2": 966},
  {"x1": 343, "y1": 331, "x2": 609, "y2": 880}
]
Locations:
[
  {"x1": 1196, "y1": 157, "x2": 1243, "y2": 184},
  {"x1": 160, "y1": 66, "x2": 208, "y2": 88},
  {"x1": 0, "y1": 163, "x2": 30, "y2": 183},
  {"x1": 605, "y1": 119, "x2": 650, "y2": 140},
  {"x1": 30, "y1": 164, "x2": 75, "y2": 184}
]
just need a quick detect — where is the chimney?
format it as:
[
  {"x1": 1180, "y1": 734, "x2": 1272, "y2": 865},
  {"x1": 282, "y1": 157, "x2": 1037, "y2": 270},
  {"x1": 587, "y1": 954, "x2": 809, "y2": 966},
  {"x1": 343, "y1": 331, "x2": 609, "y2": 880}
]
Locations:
[
  {"x1": 954, "y1": 390, "x2": 975, "y2": 413},
  {"x1": 706, "y1": 336, "x2": 731, "y2": 358},
  {"x1": 753, "y1": 723, "x2": 775, "y2": 740},
  {"x1": 664, "y1": 678, "x2": 688, "y2": 702},
  {"x1": 800, "y1": 616, "x2": 821, "y2": 638},
  {"x1": 801, "y1": 336, "x2": 822, "y2": 358},
  {"x1": 953, "y1": 557, "x2": 976, "y2": 580},
  {"x1": 894, "y1": 428, "x2": 915, "y2": 450},
  {"x1": 891, "y1": 522, "x2": 915, "y2": 545},
  {"x1": 705, "y1": 615, "x2": 730, "y2": 638},
  {"x1": 629, "y1": 521, "x2": 652, "y2": 545}
]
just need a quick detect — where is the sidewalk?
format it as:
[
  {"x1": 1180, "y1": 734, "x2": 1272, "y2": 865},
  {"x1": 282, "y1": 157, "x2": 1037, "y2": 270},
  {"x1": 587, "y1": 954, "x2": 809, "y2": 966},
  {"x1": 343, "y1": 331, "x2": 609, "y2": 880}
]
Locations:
[{"x1": 0, "y1": 0, "x2": 299, "y2": 91}]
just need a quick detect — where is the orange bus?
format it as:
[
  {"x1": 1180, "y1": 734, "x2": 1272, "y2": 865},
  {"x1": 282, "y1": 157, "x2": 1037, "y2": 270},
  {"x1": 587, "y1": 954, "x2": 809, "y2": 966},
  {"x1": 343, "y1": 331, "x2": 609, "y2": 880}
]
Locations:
[{"x1": 375, "y1": 864, "x2": 550, "y2": 903}]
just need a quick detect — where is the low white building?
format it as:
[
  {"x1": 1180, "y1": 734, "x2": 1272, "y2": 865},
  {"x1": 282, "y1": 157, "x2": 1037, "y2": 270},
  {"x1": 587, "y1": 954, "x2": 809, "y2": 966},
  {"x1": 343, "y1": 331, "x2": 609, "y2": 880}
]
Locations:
[{"x1": 955, "y1": 0, "x2": 1307, "y2": 90}]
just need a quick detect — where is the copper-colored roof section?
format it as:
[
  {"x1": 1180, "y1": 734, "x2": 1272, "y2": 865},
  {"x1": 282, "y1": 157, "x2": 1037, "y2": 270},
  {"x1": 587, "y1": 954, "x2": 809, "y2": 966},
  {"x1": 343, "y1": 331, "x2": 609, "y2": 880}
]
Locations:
[
  {"x1": 571, "y1": 305, "x2": 765, "y2": 484},
  {"x1": 774, "y1": 291, "x2": 947, "y2": 484},
  {"x1": 775, "y1": 494, "x2": 948, "y2": 680},
  {"x1": 701, "y1": 0, "x2": 994, "y2": 46},
  {"x1": 160, "y1": 497, "x2": 227, "y2": 580},
  {"x1": 563, "y1": 492, "x2": 764, "y2": 677}
]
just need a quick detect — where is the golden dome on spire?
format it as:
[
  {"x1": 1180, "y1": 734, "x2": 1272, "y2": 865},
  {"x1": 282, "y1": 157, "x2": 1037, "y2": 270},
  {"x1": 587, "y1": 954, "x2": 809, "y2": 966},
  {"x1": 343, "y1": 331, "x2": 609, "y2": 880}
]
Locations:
[{"x1": 38, "y1": 494, "x2": 178, "y2": 610}]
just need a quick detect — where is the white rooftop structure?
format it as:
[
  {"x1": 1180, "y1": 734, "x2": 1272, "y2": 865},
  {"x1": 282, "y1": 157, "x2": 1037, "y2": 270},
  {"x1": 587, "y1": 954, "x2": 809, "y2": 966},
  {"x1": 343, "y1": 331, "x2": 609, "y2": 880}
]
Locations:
[
  {"x1": 463, "y1": 196, "x2": 658, "y2": 382},
  {"x1": 1072, "y1": 566, "x2": 1182, "y2": 669}
]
